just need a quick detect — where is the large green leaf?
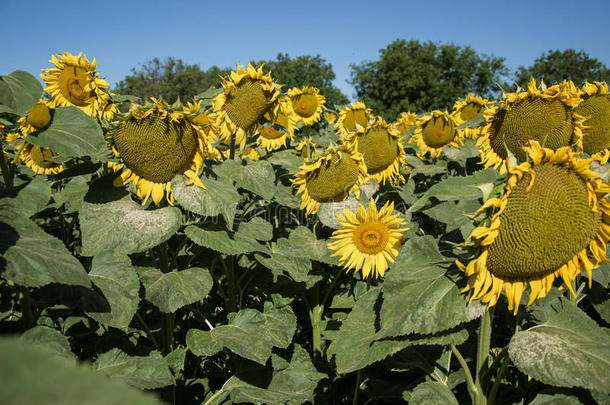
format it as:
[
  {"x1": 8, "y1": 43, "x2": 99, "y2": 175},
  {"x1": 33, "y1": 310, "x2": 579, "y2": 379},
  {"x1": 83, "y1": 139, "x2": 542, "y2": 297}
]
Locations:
[
  {"x1": 53, "y1": 175, "x2": 90, "y2": 213},
  {"x1": 27, "y1": 107, "x2": 107, "y2": 159},
  {"x1": 80, "y1": 199, "x2": 182, "y2": 256},
  {"x1": 404, "y1": 381, "x2": 459, "y2": 404},
  {"x1": 0, "y1": 70, "x2": 43, "y2": 115},
  {"x1": 187, "y1": 301, "x2": 296, "y2": 365},
  {"x1": 255, "y1": 253, "x2": 311, "y2": 283},
  {"x1": 138, "y1": 267, "x2": 213, "y2": 313},
  {"x1": 0, "y1": 177, "x2": 51, "y2": 217},
  {"x1": 376, "y1": 236, "x2": 469, "y2": 337},
  {"x1": 508, "y1": 299, "x2": 610, "y2": 393},
  {"x1": 275, "y1": 226, "x2": 337, "y2": 265},
  {"x1": 20, "y1": 325, "x2": 74, "y2": 360},
  {"x1": 222, "y1": 345, "x2": 325, "y2": 405},
  {"x1": 94, "y1": 348, "x2": 175, "y2": 390},
  {"x1": 185, "y1": 226, "x2": 267, "y2": 255},
  {"x1": 215, "y1": 159, "x2": 277, "y2": 199},
  {"x1": 0, "y1": 200, "x2": 90, "y2": 288},
  {"x1": 237, "y1": 219, "x2": 273, "y2": 242},
  {"x1": 87, "y1": 251, "x2": 140, "y2": 329},
  {"x1": 528, "y1": 393, "x2": 583, "y2": 405},
  {"x1": 0, "y1": 338, "x2": 164, "y2": 405}
]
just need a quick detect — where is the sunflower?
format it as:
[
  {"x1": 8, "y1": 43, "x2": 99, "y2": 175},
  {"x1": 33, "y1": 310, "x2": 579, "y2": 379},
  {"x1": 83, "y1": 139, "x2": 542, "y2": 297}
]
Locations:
[
  {"x1": 292, "y1": 143, "x2": 368, "y2": 215},
  {"x1": 212, "y1": 64, "x2": 281, "y2": 150},
  {"x1": 451, "y1": 94, "x2": 491, "y2": 139},
  {"x1": 477, "y1": 79, "x2": 585, "y2": 173},
  {"x1": 328, "y1": 198, "x2": 408, "y2": 279},
  {"x1": 40, "y1": 51, "x2": 116, "y2": 120},
  {"x1": 256, "y1": 99, "x2": 297, "y2": 151},
  {"x1": 392, "y1": 111, "x2": 417, "y2": 138},
  {"x1": 18, "y1": 142, "x2": 63, "y2": 175},
  {"x1": 335, "y1": 101, "x2": 372, "y2": 139},
  {"x1": 575, "y1": 81, "x2": 610, "y2": 164},
  {"x1": 409, "y1": 111, "x2": 460, "y2": 159},
  {"x1": 325, "y1": 112, "x2": 336, "y2": 124},
  {"x1": 346, "y1": 116, "x2": 407, "y2": 185},
  {"x1": 457, "y1": 142, "x2": 610, "y2": 314},
  {"x1": 286, "y1": 86, "x2": 325, "y2": 126},
  {"x1": 7, "y1": 99, "x2": 55, "y2": 141},
  {"x1": 108, "y1": 99, "x2": 207, "y2": 206},
  {"x1": 294, "y1": 136, "x2": 317, "y2": 159}
]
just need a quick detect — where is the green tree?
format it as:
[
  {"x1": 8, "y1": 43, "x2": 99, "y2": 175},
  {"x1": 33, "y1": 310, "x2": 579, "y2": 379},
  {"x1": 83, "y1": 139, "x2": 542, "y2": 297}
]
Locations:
[
  {"x1": 515, "y1": 49, "x2": 610, "y2": 87},
  {"x1": 114, "y1": 57, "x2": 228, "y2": 103},
  {"x1": 349, "y1": 39, "x2": 508, "y2": 120},
  {"x1": 254, "y1": 53, "x2": 349, "y2": 109}
]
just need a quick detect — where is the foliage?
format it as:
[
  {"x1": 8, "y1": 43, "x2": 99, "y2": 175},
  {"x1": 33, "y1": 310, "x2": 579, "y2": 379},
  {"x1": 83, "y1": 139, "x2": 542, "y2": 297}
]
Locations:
[
  {"x1": 515, "y1": 49, "x2": 610, "y2": 87},
  {"x1": 349, "y1": 39, "x2": 509, "y2": 120}
]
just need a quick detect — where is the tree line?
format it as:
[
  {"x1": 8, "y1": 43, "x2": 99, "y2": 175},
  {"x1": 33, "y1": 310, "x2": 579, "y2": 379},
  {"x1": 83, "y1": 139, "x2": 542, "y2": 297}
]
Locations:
[{"x1": 114, "y1": 40, "x2": 610, "y2": 121}]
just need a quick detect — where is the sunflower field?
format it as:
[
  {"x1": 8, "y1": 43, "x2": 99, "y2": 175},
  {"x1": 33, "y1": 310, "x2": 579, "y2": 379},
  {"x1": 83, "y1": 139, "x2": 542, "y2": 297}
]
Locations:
[{"x1": 1, "y1": 52, "x2": 610, "y2": 405}]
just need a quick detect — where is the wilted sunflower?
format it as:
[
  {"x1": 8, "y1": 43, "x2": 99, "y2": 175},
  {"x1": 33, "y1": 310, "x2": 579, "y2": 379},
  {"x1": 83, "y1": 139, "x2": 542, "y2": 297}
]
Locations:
[
  {"x1": 458, "y1": 142, "x2": 610, "y2": 314},
  {"x1": 478, "y1": 79, "x2": 585, "y2": 172},
  {"x1": 212, "y1": 64, "x2": 280, "y2": 150},
  {"x1": 347, "y1": 116, "x2": 407, "y2": 185},
  {"x1": 108, "y1": 99, "x2": 206, "y2": 205},
  {"x1": 40, "y1": 51, "x2": 116, "y2": 120},
  {"x1": 410, "y1": 111, "x2": 460, "y2": 159},
  {"x1": 392, "y1": 111, "x2": 417, "y2": 138},
  {"x1": 328, "y1": 198, "x2": 408, "y2": 279},
  {"x1": 451, "y1": 94, "x2": 491, "y2": 139},
  {"x1": 335, "y1": 101, "x2": 372, "y2": 139},
  {"x1": 18, "y1": 143, "x2": 63, "y2": 175},
  {"x1": 294, "y1": 136, "x2": 317, "y2": 159},
  {"x1": 575, "y1": 81, "x2": 610, "y2": 164},
  {"x1": 286, "y1": 87, "x2": 326, "y2": 126},
  {"x1": 292, "y1": 143, "x2": 368, "y2": 215},
  {"x1": 256, "y1": 100, "x2": 297, "y2": 151}
]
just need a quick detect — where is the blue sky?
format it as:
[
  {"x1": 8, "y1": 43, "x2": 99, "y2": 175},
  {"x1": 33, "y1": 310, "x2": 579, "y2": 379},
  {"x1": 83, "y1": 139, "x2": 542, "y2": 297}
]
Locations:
[{"x1": 1, "y1": 0, "x2": 609, "y2": 99}]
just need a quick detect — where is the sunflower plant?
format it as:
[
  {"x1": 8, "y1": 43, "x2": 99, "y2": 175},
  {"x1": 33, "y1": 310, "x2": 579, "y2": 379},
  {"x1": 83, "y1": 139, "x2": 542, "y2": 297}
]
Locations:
[{"x1": 0, "y1": 57, "x2": 609, "y2": 405}]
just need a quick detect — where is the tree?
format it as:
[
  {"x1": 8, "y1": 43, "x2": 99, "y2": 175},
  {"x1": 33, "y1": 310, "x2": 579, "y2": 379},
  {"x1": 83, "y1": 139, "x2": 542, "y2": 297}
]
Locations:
[
  {"x1": 349, "y1": 40, "x2": 509, "y2": 120},
  {"x1": 114, "y1": 57, "x2": 228, "y2": 103},
  {"x1": 515, "y1": 49, "x2": 610, "y2": 87},
  {"x1": 253, "y1": 53, "x2": 349, "y2": 109}
]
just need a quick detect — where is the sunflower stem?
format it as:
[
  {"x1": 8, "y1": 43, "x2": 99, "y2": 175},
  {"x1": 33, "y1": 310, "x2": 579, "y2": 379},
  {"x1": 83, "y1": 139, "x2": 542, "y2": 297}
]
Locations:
[
  {"x1": 474, "y1": 308, "x2": 493, "y2": 404},
  {"x1": 0, "y1": 141, "x2": 14, "y2": 188},
  {"x1": 19, "y1": 287, "x2": 34, "y2": 329},
  {"x1": 450, "y1": 344, "x2": 477, "y2": 403},
  {"x1": 487, "y1": 348, "x2": 510, "y2": 405},
  {"x1": 309, "y1": 283, "x2": 323, "y2": 360},
  {"x1": 229, "y1": 131, "x2": 236, "y2": 160},
  {"x1": 156, "y1": 243, "x2": 174, "y2": 356},
  {"x1": 135, "y1": 312, "x2": 160, "y2": 351},
  {"x1": 352, "y1": 368, "x2": 363, "y2": 405}
]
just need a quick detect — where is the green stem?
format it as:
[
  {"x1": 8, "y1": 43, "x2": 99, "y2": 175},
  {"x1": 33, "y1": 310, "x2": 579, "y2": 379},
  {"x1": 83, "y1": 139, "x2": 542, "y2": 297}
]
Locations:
[
  {"x1": 135, "y1": 312, "x2": 160, "y2": 351},
  {"x1": 156, "y1": 242, "x2": 171, "y2": 273},
  {"x1": 352, "y1": 368, "x2": 363, "y2": 405},
  {"x1": 450, "y1": 344, "x2": 477, "y2": 403},
  {"x1": 20, "y1": 287, "x2": 34, "y2": 329},
  {"x1": 321, "y1": 270, "x2": 343, "y2": 309},
  {"x1": 0, "y1": 142, "x2": 13, "y2": 187},
  {"x1": 309, "y1": 283, "x2": 323, "y2": 359},
  {"x1": 475, "y1": 309, "x2": 493, "y2": 405},
  {"x1": 162, "y1": 313, "x2": 174, "y2": 355},
  {"x1": 488, "y1": 349, "x2": 510, "y2": 405}
]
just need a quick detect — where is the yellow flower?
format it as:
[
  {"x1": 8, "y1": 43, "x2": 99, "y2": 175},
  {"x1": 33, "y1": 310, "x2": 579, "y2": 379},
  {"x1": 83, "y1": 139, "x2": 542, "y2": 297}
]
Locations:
[
  {"x1": 477, "y1": 79, "x2": 585, "y2": 173},
  {"x1": 291, "y1": 143, "x2": 368, "y2": 215},
  {"x1": 451, "y1": 94, "x2": 492, "y2": 139},
  {"x1": 40, "y1": 51, "x2": 116, "y2": 120},
  {"x1": 346, "y1": 116, "x2": 407, "y2": 185},
  {"x1": 18, "y1": 142, "x2": 63, "y2": 175},
  {"x1": 392, "y1": 111, "x2": 417, "y2": 137},
  {"x1": 458, "y1": 142, "x2": 610, "y2": 314},
  {"x1": 211, "y1": 64, "x2": 281, "y2": 150},
  {"x1": 294, "y1": 136, "x2": 317, "y2": 159},
  {"x1": 256, "y1": 99, "x2": 297, "y2": 151},
  {"x1": 286, "y1": 86, "x2": 326, "y2": 126},
  {"x1": 575, "y1": 81, "x2": 610, "y2": 164},
  {"x1": 10, "y1": 99, "x2": 56, "y2": 140},
  {"x1": 326, "y1": 112, "x2": 336, "y2": 124},
  {"x1": 409, "y1": 111, "x2": 461, "y2": 159},
  {"x1": 109, "y1": 99, "x2": 207, "y2": 206},
  {"x1": 335, "y1": 101, "x2": 372, "y2": 139},
  {"x1": 328, "y1": 198, "x2": 408, "y2": 279}
]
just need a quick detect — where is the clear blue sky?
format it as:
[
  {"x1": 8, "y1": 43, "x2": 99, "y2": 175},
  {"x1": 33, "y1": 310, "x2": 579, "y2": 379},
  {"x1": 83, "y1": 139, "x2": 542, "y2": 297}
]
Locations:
[{"x1": 1, "y1": 0, "x2": 609, "y2": 100}]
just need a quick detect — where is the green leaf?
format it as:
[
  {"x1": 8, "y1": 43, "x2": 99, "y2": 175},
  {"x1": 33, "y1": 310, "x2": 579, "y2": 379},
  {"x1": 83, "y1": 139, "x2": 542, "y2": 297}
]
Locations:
[
  {"x1": 171, "y1": 174, "x2": 239, "y2": 228},
  {"x1": 20, "y1": 326, "x2": 74, "y2": 360},
  {"x1": 317, "y1": 198, "x2": 359, "y2": 229},
  {"x1": 237, "y1": 219, "x2": 273, "y2": 241},
  {"x1": 27, "y1": 107, "x2": 107, "y2": 159},
  {"x1": 165, "y1": 347, "x2": 186, "y2": 374},
  {"x1": 275, "y1": 226, "x2": 337, "y2": 265},
  {"x1": 268, "y1": 150, "x2": 304, "y2": 175},
  {"x1": 404, "y1": 381, "x2": 459, "y2": 404},
  {"x1": 80, "y1": 199, "x2": 182, "y2": 256},
  {"x1": 0, "y1": 337, "x2": 164, "y2": 405},
  {"x1": 529, "y1": 393, "x2": 583, "y2": 405},
  {"x1": 223, "y1": 345, "x2": 325, "y2": 405},
  {"x1": 94, "y1": 348, "x2": 175, "y2": 390},
  {"x1": 508, "y1": 299, "x2": 610, "y2": 393},
  {"x1": 194, "y1": 86, "x2": 223, "y2": 101},
  {"x1": 0, "y1": 177, "x2": 51, "y2": 217},
  {"x1": 377, "y1": 236, "x2": 469, "y2": 337},
  {"x1": 53, "y1": 176, "x2": 89, "y2": 213},
  {"x1": 423, "y1": 199, "x2": 480, "y2": 233},
  {"x1": 138, "y1": 267, "x2": 213, "y2": 313},
  {"x1": 216, "y1": 159, "x2": 277, "y2": 199},
  {"x1": 273, "y1": 183, "x2": 301, "y2": 209},
  {"x1": 185, "y1": 226, "x2": 267, "y2": 255},
  {"x1": 87, "y1": 251, "x2": 140, "y2": 329},
  {"x1": 0, "y1": 70, "x2": 43, "y2": 115},
  {"x1": 111, "y1": 94, "x2": 141, "y2": 104},
  {"x1": 255, "y1": 253, "x2": 311, "y2": 283},
  {"x1": 187, "y1": 302, "x2": 296, "y2": 365},
  {"x1": 0, "y1": 201, "x2": 90, "y2": 288},
  {"x1": 404, "y1": 155, "x2": 448, "y2": 177}
]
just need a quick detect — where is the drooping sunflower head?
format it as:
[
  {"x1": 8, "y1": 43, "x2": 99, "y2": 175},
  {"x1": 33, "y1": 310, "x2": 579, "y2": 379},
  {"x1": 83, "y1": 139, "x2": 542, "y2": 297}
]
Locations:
[
  {"x1": 294, "y1": 136, "x2": 318, "y2": 160},
  {"x1": 291, "y1": 143, "x2": 368, "y2": 215},
  {"x1": 409, "y1": 110, "x2": 460, "y2": 159},
  {"x1": 458, "y1": 141, "x2": 610, "y2": 314},
  {"x1": 12, "y1": 99, "x2": 56, "y2": 139},
  {"x1": 346, "y1": 116, "x2": 407, "y2": 185},
  {"x1": 328, "y1": 198, "x2": 409, "y2": 279},
  {"x1": 211, "y1": 64, "x2": 281, "y2": 149},
  {"x1": 18, "y1": 142, "x2": 63, "y2": 175},
  {"x1": 392, "y1": 111, "x2": 418, "y2": 138},
  {"x1": 256, "y1": 99, "x2": 297, "y2": 151},
  {"x1": 451, "y1": 94, "x2": 491, "y2": 139},
  {"x1": 40, "y1": 51, "x2": 116, "y2": 120},
  {"x1": 477, "y1": 79, "x2": 585, "y2": 172},
  {"x1": 109, "y1": 99, "x2": 207, "y2": 206},
  {"x1": 286, "y1": 86, "x2": 326, "y2": 126},
  {"x1": 335, "y1": 101, "x2": 372, "y2": 138},
  {"x1": 575, "y1": 81, "x2": 610, "y2": 164}
]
